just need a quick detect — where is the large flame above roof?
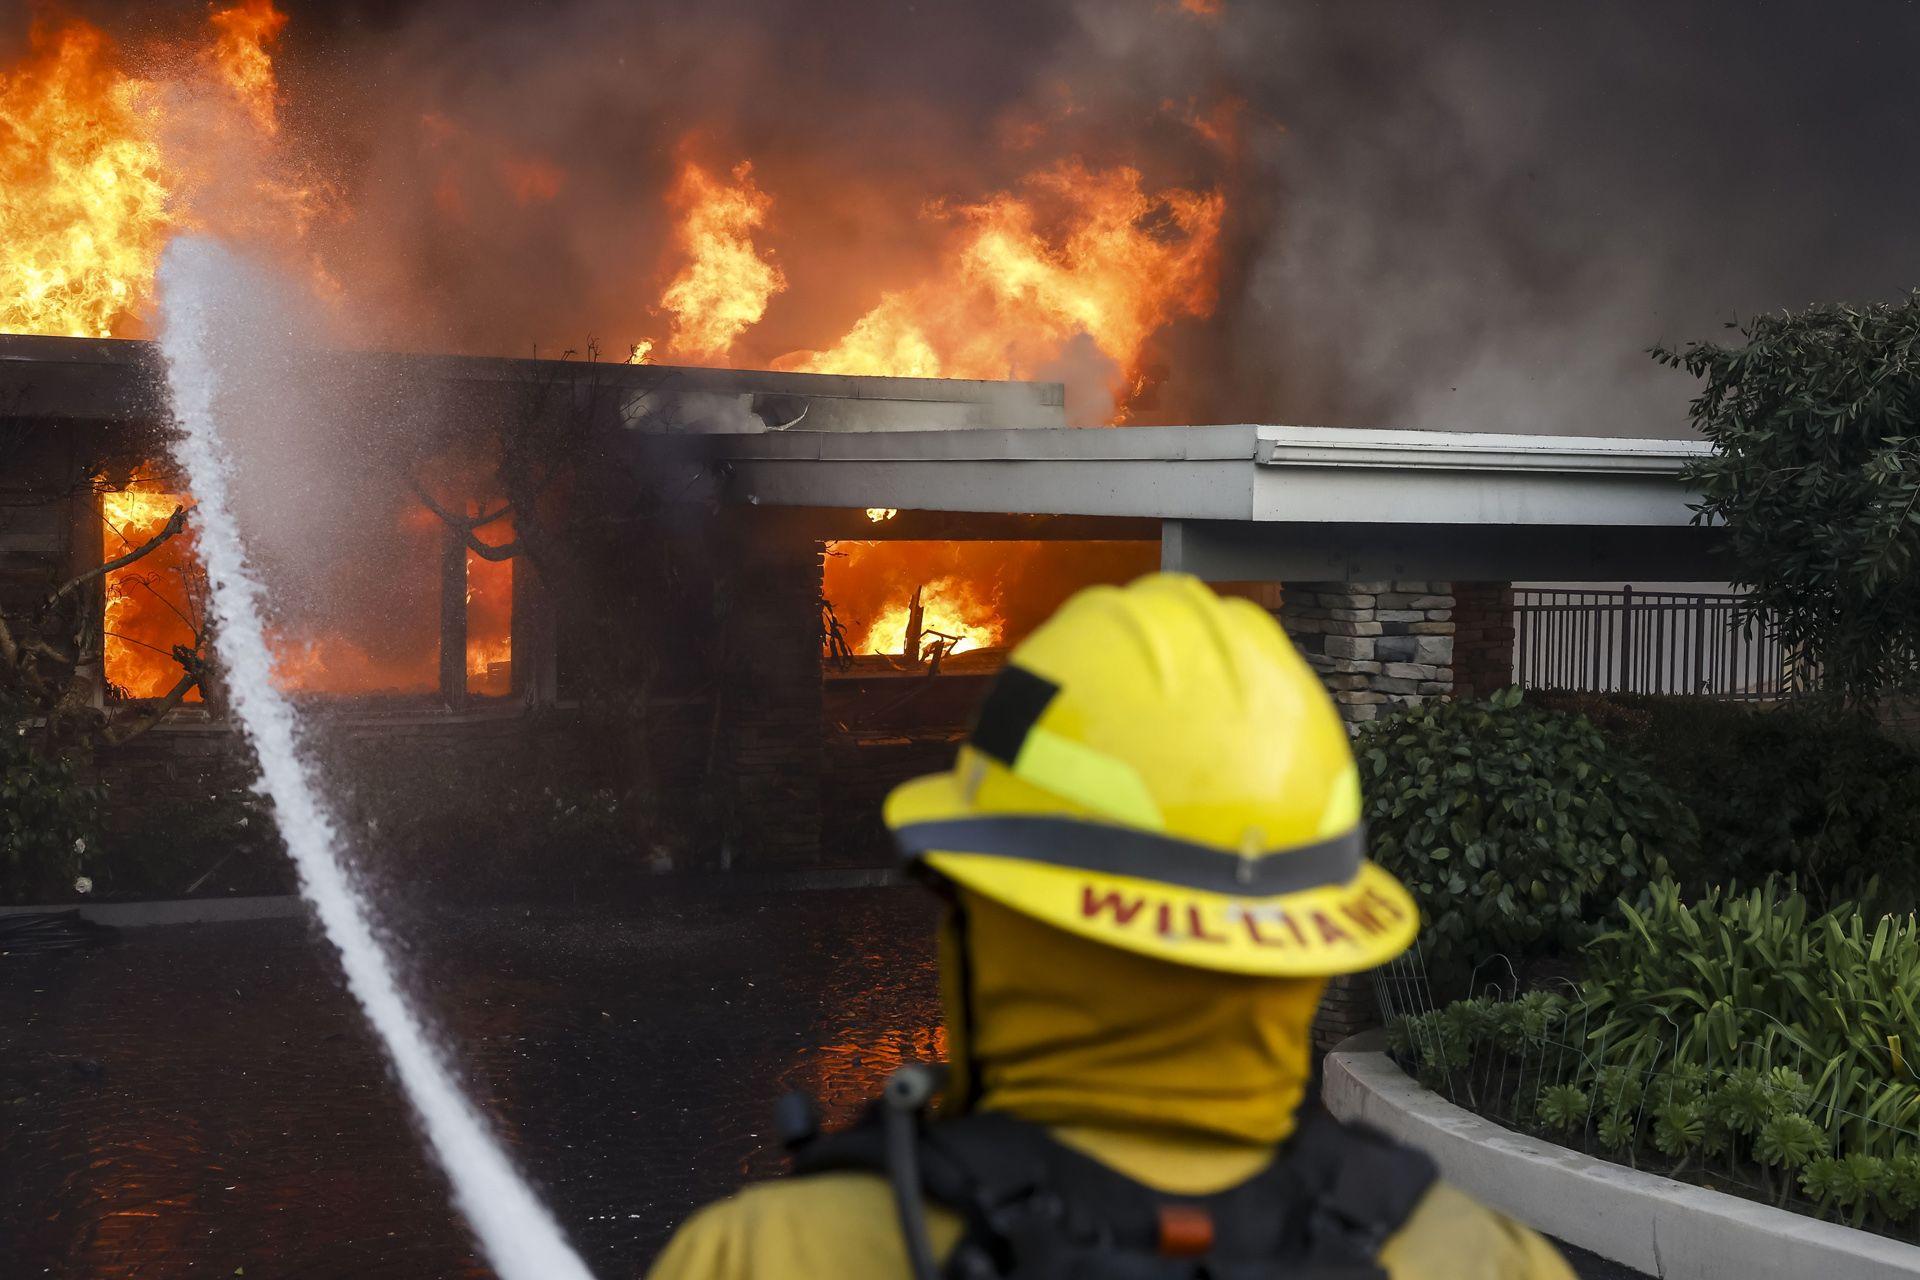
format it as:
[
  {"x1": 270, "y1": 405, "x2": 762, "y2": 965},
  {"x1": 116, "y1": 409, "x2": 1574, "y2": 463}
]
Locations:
[{"x1": 0, "y1": 22, "x2": 175, "y2": 339}]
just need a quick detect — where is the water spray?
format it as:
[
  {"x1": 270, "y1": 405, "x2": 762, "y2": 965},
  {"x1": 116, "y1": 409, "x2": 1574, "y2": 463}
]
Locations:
[{"x1": 157, "y1": 236, "x2": 594, "y2": 1280}]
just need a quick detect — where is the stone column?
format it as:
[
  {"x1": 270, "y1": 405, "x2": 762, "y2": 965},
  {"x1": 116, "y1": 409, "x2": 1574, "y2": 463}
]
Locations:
[
  {"x1": 1451, "y1": 582, "x2": 1517, "y2": 697},
  {"x1": 1311, "y1": 973, "x2": 1382, "y2": 1054},
  {"x1": 1279, "y1": 582, "x2": 1456, "y2": 725}
]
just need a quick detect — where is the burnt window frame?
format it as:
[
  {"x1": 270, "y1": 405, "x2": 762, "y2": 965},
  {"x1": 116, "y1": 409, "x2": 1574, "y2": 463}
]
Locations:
[{"x1": 91, "y1": 481, "x2": 547, "y2": 717}]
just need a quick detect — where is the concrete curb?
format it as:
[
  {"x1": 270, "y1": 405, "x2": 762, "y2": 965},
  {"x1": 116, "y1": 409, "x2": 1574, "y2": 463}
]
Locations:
[
  {"x1": 0, "y1": 869, "x2": 911, "y2": 928},
  {"x1": 0, "y1": 896, "x2": 306, "y2": 928},
  {"x1": 1323, "y1": 1044, "x2": 1920, "y2": 1279}
]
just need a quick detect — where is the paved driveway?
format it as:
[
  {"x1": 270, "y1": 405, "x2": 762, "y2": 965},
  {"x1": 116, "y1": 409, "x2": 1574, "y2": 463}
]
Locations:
[{"x1": 2, "y1": 887, "x2": 1650, "y2": 1277}]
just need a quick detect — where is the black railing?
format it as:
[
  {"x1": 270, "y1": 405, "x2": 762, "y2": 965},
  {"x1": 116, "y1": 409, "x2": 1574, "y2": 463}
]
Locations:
[{"x1": 1513, "y1": 587, "x2": 1813, "y2": 700}]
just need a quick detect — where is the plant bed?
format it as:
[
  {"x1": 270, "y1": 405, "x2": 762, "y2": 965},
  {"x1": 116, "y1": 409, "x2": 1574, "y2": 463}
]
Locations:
[
  {"x1": 1386, "y1": 880, "x2": 1920, "y2": 1242},
  {"x1": 1325, "y1": 1044, "x2": 1920, "y2": 1280}
]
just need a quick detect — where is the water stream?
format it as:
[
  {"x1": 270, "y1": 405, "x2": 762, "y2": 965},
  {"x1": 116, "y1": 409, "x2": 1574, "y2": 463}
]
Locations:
[{"x1": 157, "y1": 236, "x2": 595, "y2": 1280}]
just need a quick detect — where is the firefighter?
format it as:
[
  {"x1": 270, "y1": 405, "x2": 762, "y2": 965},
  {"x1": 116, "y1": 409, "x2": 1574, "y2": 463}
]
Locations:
[{"x1": 650, "y1": 573, "x2": 1574, "y2": 1280}]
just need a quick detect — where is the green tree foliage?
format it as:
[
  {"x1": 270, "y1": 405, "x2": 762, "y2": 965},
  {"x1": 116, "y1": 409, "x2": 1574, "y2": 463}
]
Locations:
[
  {"x1": 1355, "y1": 690, "x2": 1696, "y2": 977},
  {"x1": 1655, "y1": 297, "x2": 1920, "y2": 704}
]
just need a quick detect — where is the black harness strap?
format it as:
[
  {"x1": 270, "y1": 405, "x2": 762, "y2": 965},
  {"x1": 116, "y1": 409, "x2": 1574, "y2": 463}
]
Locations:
[{"x1": 790, "y1": 1098, "x2": 1436, "y2": 1279}]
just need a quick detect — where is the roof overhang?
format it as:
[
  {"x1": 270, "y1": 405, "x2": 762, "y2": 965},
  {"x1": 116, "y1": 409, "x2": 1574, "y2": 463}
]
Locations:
[
  {"x1": 686, "y1": 423, "x2": 1724, "y2": 581},
  {"x1": 0, "y1": 334, "x2": 1066, "y2": 433}
]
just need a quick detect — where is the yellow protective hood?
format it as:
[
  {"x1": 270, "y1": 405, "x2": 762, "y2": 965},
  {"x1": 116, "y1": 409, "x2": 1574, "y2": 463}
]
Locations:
[{"x1": 940, "y1": 888, "x2": 1326, "y2": 1147}]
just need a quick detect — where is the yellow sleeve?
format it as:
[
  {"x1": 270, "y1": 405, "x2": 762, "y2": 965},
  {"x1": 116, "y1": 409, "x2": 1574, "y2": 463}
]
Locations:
[
  {"x1": 1379, "y1": 1182, "x2": 1579, "y2": 1280},
  {"x1": 646, "y1": 1173, "x2": 966, "y2": 1280},
  {"x1": 650, "y1": 1172, "x2": 1573, "y2": 1280},
  {"x1": 647, "y1": 1197, "x2": 746, "y2": 1280}
]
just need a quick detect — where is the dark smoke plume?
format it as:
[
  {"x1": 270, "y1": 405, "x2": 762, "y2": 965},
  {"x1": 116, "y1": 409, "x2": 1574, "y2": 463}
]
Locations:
[{"x1": 54, "y1": 0, "x2": 1920, "y2": 435}]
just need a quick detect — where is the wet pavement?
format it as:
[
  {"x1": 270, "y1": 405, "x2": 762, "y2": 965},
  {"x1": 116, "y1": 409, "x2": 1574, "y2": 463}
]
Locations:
[
  {"x1": 2, "y1": 887, "x2": 1641, "y2": 1278},
  {"x1": 2, "y1": 889, "x2": 942, "y2": 1278}
]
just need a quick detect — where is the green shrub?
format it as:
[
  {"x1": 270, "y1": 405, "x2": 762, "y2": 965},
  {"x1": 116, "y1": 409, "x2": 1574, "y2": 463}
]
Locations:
[
  {"x1": 1581, "y1": 879, "x2": 1920, "y2": 1142},
  {"x1": 1533, "y1": 692, "x2": 1920, "y2": 909},
  {"x1": 100, "y1": 782, "x2": 287, "y2": 900},
  {"x1": 1356, "y1": 689, "x2": 1697, "y2": 978},
  {"x1": 1392, "y1": 879, "x2": 1920, "y2": 1236},
  {"x1": 1655, "y1": 297, "x2": 1920, "y2": 704},
  {"x1": 1, "y1": 699, "x2": 107, "y2": 904}
]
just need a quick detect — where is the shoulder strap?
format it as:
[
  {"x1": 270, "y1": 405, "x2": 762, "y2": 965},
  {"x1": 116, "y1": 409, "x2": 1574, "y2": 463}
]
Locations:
[
  {"x1": 787, "y1": 1095, "x2": 1437, "y2": 1278},
  {"x1": 1283, "y1": 1106, "x2": 1439, "y2": 1262}
]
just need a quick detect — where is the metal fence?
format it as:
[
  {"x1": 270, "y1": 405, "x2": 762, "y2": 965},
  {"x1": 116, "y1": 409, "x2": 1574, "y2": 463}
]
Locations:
[{"x1": 1513, "y1": 587, "x2": 1812, "y2": 700}]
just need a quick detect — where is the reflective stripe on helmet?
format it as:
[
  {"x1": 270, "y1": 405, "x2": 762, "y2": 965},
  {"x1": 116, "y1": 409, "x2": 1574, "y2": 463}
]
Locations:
[
  {"x1": 894, "y1": 816, "x2": 1367, "y2": 897},
  {"x1": 1011, "y1": 728, "x2": 1165, "y2": 830},
  {"x1": 970, "y1": 665, "x2": 1164, "y2": 830}
]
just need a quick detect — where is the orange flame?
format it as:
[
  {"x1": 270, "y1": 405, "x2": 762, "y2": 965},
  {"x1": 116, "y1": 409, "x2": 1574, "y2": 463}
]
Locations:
[
  {"x1": 824, "y1": 540, "x2": 1160, "y2": 662},
  {"x1": 657, "y1": 158, "x2": 786, "y2": 363},
  {"x1": 268, "y1": 634, "x2": 439, "y2": 696},
  {"x1": 782, "y1": 161, "x2": 1223, "y2": 422},
  {"x1": 0, "y1": 5, "x2": 318, "y2": 339},
  {"x1": 862, "y1": 587, "x2": 1003, "y2": 657},
  {"x1": 865, "y1": 508, "x2": 898, "y2": 523},
  {"x1": 207, "y1": 0, "x2": 289, "y2": 136},
  {"x1": 0, "y1": 21, "x2": 175, "y2": 338},
  {"x1": 101, "y1": 483, "x2": 202, "y2": 701}
]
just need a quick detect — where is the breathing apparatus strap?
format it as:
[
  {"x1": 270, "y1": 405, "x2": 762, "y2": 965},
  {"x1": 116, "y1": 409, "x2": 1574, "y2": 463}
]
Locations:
[
  {"x1": 880, "y1": 1066, "x2": 947, "y2": 1280},
  {"x1": 788, "y1": 1081, "x2": 1437, "y2": 1279}
]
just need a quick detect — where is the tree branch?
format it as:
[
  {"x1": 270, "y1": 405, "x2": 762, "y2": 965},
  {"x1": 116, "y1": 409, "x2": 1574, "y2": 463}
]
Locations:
[
  {"x1": 103, "y1": 661, "x2": 201, "y2": 747},
  {"x1": 409, "y1": 479, "x2": 522, "y2": 562},
  {"x1": 49, "y1": 504, "x2": 190, "y2": 610}
]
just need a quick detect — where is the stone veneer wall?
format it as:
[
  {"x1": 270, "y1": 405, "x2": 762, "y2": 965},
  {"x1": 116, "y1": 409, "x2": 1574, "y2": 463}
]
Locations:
[
  {"x1": 1279, "y1": 582, "x2": 1456, "y2": 725},
  {"x1": 1311, "y1": 973, "x2": 1382, "y2": 1054},
  {"x1": 1451, "y1": 582, "x2": 1517, "y2": 697}
]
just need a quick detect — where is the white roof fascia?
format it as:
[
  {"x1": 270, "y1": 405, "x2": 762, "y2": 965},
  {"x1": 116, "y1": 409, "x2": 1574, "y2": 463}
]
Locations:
[
  {"x1": 712, "y1": 424, "x2": 1709, "y2": 528},
  {"x1": 1252, "y1": 424, "x2": 1708, "y2": 474}
]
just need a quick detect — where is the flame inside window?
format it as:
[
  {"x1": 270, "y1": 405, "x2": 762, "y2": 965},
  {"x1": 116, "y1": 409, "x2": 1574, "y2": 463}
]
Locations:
[
  {"x1": 822, "y1": 540, "x2": 1159, "y2": 662},
  {"x1": 100, "y1": 474, "x2": 513, "y2": 704},
  {"x1": 101, "y1": 483, "x2": 203, "y2": 701},
  {"x1": 466, "y1": 510, "x2": 514, "y2": 698}
]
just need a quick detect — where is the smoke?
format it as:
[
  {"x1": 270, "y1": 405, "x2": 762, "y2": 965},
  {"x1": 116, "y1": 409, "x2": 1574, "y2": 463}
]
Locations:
[
  {"x1": 47, "y1": 0, "x2": 1920, "y2": 434},
  {"x1": 1188, "y1": 3, "x2": 1920, "y2": 435}
]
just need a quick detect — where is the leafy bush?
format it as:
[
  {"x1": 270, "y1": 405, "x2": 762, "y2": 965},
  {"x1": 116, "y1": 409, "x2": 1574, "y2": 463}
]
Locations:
[
  {"x1": 1389, "y1": 879, "x2": 1920, "y2": 1237},
  {"x1": 100, "y1": 781, "x2": 287, "y2": 900},
  {"x1": 0, "y1": 701, "x2": 107, "y2": 903},
  {"x1": 1356, "y1": 689, "x2": 1697, "y2": 978},
  {"x1": 1532, "y1": 692, "x2": 1920, "y2": 910},
  {"x1": 1655, "y1": 297, "x2": 1920, "y2": 704}
]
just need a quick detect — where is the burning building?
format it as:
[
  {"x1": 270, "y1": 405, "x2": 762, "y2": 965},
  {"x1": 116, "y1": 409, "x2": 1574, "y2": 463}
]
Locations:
[
  {"x1": 0, "y1": 331, "x2": 1181, "y2": 884},
  {"x1": 0, "y1": 2, "x2": 1728, "y2": 897}
]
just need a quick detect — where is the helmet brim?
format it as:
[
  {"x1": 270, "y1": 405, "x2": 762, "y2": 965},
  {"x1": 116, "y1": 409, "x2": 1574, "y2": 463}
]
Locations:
[{"x1": 887, "y1": 770, "x2": 1420, "y2": 978}]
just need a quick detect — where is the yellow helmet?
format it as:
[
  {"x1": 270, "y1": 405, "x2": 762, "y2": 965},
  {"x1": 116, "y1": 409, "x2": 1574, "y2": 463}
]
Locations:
[{"x1": 885, "y1": 573, "x2": 1418, "y2": 976}]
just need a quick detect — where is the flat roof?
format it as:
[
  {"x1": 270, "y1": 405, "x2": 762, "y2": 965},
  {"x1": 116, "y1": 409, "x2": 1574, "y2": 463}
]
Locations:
[
  {"x1": 3, "y1": 333, "x2": 1721, "y2": 580},
  {"x1": 698, "y1": 423, "x2": 1708, "y2": 527},
  {"x1": 676, "y1": 423, "x2": 1723, "y2": 581},
  {"x1": 0, "y1": 334, "x2": 1066, "y2": 432}
]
